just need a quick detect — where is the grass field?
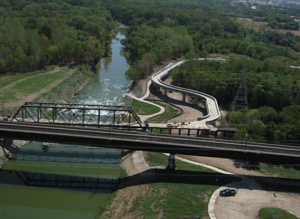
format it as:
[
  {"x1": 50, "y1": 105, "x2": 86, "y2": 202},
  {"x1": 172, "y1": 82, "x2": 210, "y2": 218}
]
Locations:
[
  {"x1": 259, "y1": 164, "x2": 300, "y2": 180},
  {"x1": 236, "y1": 18, "x2": 300, "y2": 36},
  {"x1": 0, "y1": 67, "x2": 71, "y2": 103},
  {"x1": 147, "y1": 100, "x2": 182, "y2": 123},
  {"x1": 259, "y1": 208, "x2": 299, "y2": 219},
  {"x1": 125, "y1": 96, "x2": 182, "y2": 122},
  {"x1": 130, "y1": 98, "x2": 160, "y2": 115},
  {"x1": 236, "y1": 18, "x2": 268, "y2": 31}
]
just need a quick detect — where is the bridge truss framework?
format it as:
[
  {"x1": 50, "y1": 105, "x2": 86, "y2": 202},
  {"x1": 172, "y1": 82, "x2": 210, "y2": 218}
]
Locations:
[{"x1": 11, "y1": 102, "x2": 143, "y2": 128}]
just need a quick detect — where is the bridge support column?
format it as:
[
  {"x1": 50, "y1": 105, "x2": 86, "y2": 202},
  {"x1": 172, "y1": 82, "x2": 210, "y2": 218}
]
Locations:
[
  {"x1": 167, "y1": 153, "x2": 176, "y2": 170},
  {"x1": 164, "y1": 88, "x2": 168, "y2": 96},
  {"x1": 0, "y1": 139, "x2": 14, "y2": 159},
  {"x1": 182, "y1": 93, "x2": 186, "y2": 102}
]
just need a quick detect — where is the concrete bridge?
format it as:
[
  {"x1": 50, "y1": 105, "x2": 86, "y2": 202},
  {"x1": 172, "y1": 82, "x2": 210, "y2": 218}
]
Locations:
[
  {"x1": 151, "y1": 59, "x2": 223, "y2": 128},
  {"x1": 1, "y1": 121, "x2": 300, "y2": 170}
]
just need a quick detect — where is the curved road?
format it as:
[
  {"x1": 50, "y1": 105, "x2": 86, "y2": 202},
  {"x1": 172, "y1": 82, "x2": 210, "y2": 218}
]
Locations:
[{"x1": 151, "y1": 58, "x2": 222, "y2": 128}]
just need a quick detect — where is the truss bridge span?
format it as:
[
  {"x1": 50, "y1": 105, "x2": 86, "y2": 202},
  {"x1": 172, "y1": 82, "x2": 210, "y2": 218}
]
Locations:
[{"x1": 9, "y1": 102, "x2": 142, "y2": 128}]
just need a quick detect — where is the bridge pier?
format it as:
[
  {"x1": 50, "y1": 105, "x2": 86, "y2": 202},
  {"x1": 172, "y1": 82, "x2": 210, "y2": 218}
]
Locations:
[
  {"x1": 0, "y1": 139, "x2": 14, "y2": 159},
  {"x1": 164, "y1": 88, "x2": 168, "y2": 96},
  {"x1": 182, "y1": 93, "x2": 186, "y2": 102},
  {"x1": 167, "y1": 153, "x2": 176, "y2": 170}
]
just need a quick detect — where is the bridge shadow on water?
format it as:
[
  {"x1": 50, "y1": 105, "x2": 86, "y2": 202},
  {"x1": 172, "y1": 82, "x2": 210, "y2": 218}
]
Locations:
[{"x1": 115, "y1": 168, "x2": 300, "y2": 194}]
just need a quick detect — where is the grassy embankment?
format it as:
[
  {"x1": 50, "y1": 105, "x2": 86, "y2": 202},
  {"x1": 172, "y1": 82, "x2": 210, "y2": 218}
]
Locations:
[
  {"x1": 259, "y1": 208, "x2": 299, "y2": 219},
  {"x1": 128, "y1": 97, "x2": 182, "y2": 122},
  {"x1": 0, "y1": 66, "x2": 91, "y2": 116},
  {"x1": 0, "y1": 66, "x2": 64, "y2": 103}
]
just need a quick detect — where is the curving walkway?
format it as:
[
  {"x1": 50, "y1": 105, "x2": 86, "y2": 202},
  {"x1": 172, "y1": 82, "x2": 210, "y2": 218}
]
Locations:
[
  {"x1": 151, "y1": 58, "x2": 223, "y2": 128},
  {"x1": 125, "y1": 58, "x2": 224, "y2": 128}
]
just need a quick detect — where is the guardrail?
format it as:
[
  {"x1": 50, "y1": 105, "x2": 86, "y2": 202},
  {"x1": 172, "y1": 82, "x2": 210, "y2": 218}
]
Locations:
[{"x1": 151, "y1": 59, "x2": 221, "y2": 125}]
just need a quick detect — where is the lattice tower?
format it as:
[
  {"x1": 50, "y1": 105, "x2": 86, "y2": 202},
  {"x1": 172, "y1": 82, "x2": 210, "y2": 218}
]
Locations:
[{"x1": 232, "y1": 70, "x2": 248, "y2": 111}]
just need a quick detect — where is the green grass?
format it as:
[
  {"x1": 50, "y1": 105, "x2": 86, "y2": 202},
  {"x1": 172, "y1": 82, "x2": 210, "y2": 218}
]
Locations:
[
  {"x1": 125, "y1": 97, "x2": 181, "y2": 122},
  {"x1": 0, "y1": 71, "x2": 47, "y2": 88},
  {"x1": 259, "y1": 208, "x2": 299, "y2": 219},
  {"x1": 131, "y1": 98, "x2": 160, "y2": 115},
  {"x1": 0, "y1": 67, "x2": 70, "y2": 102},
  {"x1": 259, "y1": 164, "x2": 300, "y2": 180},
  {"x1": 0, "y1": 66, "x2": 59, "y2": 88},
  {"x1": 37, "y1": 68, "x2": 84, "y2": 102},
  {"x1": 147, "y1": 100, "x2": 182, "y2": 123}
]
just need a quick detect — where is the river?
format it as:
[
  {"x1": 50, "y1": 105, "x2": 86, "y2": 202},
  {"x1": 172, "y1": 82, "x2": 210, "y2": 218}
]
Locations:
[
  {"x1": 0, "y1": 29, "x2": 130, "y2": 219},
  {"x1": 75, "y1": 29, "x2": 130, "y2": 105}
]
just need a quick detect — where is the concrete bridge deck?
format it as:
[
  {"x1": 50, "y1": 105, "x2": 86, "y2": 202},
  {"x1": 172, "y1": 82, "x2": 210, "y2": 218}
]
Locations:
[{"x1": 1, "y1": 121, "x2": 300, "y2": 164}]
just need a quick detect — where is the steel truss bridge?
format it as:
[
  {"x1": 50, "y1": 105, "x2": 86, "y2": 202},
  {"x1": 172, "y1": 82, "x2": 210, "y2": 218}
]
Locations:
[
  {"x1": 1, "y1": 102, "x2": 300, "y2": 173},
  {"x1": 10, "y1": 102, "x2": 142, "y2": 128}
]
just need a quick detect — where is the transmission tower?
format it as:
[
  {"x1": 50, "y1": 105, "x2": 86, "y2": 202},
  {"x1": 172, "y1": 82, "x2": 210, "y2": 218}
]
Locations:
[{"x1": 232, "y1": 70, "x2": 248, "y2": 111}]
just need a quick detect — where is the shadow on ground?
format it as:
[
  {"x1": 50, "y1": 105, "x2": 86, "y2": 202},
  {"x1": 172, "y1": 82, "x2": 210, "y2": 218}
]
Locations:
[{"x1": 116, "y1": 168, "x2": 300, "y2": 194}]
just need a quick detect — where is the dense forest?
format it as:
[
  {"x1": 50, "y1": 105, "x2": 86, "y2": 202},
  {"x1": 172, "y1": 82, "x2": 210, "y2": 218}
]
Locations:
[
  {"x1": 0, "y1": 0, "x2": 115, "y2": 73},
  {"x1": 105, "y1": 0, "x2": 300, "y2": 142}
]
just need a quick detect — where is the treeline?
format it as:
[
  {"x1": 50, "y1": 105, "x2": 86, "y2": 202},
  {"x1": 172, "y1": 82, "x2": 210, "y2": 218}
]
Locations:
[
  {"x1": 0, "y1": 0, "x2": 115, "y2": 73},
  {"x1": 105, "y1": 0, "x2": 300, "y2": 81},
  {"x1": 226, "y1": 105, "x2": 300, "y2": 142},
  {"x1": 171, "y1": 58, "x2": 300, "y2": 110},
  {"x1": 171, "y1": 58, "x2": 300, "y2": 142}
]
